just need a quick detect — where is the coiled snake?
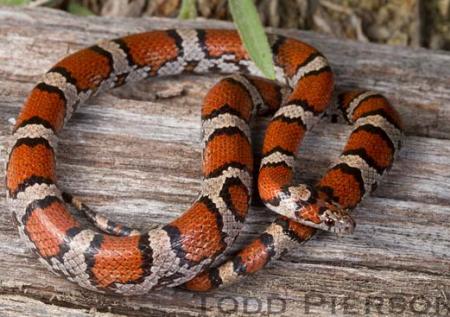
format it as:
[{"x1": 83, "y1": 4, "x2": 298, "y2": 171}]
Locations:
[{"x1": 5, "y1": 29, "x2": 403, "y2": 294}]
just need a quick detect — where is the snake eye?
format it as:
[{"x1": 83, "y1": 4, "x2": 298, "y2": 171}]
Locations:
[{"x1": 325, "y1": 218, "x2": 335, "y2": 227}]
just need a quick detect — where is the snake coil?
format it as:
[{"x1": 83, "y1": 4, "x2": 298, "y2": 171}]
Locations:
[{"x1": 6, "y1": 29, "x2": 403, "y2": 294}]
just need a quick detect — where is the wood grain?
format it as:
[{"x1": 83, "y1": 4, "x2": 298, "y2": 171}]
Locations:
[{"x1": 0, "y1": 6, "x2": 449, "y2": 317}]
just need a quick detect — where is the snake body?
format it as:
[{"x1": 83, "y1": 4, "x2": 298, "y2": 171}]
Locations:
[{"x1": 5, "y1": 29, "x2": 403, "y2": 294}]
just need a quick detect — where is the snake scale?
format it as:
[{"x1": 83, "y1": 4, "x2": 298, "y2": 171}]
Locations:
[{"x1": 5, "y1": 29, "x2": 403, "y2": 294}]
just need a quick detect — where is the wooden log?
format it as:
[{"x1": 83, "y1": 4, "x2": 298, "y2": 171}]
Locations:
[{"x1": 0, "y1": 6, "x2": 449, "y2": 317}]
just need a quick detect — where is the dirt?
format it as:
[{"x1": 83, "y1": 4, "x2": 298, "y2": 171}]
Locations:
[{"x1": 73, "y1": 0, "x2": 449, "y2": 51}]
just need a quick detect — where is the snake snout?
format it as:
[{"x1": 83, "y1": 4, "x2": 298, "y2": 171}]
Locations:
[{"x1": 335, "y1": 215, "x2": 356, "y2": 235}]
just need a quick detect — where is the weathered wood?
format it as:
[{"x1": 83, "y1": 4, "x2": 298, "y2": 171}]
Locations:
[{"x1": 0, "y1": 6, "x2": 449, "y2": 317}]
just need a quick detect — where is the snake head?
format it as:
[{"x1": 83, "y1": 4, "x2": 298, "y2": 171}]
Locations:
[{"x1": 296, "y1": 200, "x2": 355, "y2": 235}]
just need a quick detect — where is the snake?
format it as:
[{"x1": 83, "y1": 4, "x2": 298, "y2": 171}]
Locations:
[{"x1": 5, "y1": 29, "x2": 403, "y2": 295}]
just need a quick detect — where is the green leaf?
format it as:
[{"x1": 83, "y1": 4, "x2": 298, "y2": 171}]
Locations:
[
  {"x1": 0, "y1": 0, "x2": 31, "y2": 5},
  {"x1": 229, "y1": 0, "x2": 275, "y2": 80},
  {"x1": 67, "y1": 2, "x2": 94, "y2": 16},
  {"x1": 178, "y1": 0, "x2": 197, "y2": 20}
]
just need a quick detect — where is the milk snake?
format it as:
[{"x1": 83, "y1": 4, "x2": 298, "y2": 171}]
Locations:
[{"x1": 5, "y1": 29, "x2": 403, "y2": 294}]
